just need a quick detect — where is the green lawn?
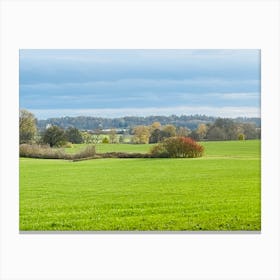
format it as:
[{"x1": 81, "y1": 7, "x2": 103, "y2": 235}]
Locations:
[{"x1": 20, "y1": 140, "x2": 261, "y2": 231}]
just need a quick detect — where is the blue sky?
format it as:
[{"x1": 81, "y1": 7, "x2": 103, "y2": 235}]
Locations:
[{"x1": 19, "y1": 49, "x2": 260, "y2": 119}]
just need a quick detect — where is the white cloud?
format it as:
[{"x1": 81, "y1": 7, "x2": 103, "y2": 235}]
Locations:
[{"x1": 218, "y1": 92, "x2": 259, "y2": 100}]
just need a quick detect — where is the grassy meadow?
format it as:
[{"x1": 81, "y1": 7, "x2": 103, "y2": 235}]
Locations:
[
  {"x1": 19, "y1": 140, "x2": 261, "y2": 231},
  {"x1": 66, "y1": 143, "x2": 153, "y2": 154}
]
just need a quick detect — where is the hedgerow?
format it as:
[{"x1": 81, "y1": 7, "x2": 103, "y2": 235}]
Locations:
[
  {"x1": 20, "y1": 144, "x2": 67, "y2": 159},
  {"x1": 20, "y1": 138, "x2": 204, "y2": 161},
  {"x1": 100, "y1": 152, "x2": 151, "y2": 158},
  {"x1": 20, "y1": 144, "x2": 96, "y2": 160}
]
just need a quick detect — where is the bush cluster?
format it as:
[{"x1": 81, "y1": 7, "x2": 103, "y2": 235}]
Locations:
[
  {"x1": 150, "y1": 137, "x2": 204, "y2": 158},
  {"x1": 149, "y1": 144, "x2": 169, "y2": 158},
  {"x1": 20, "y1": 144, "x2": 96, "y2": 160},
  {"x1": 20, "y1": 144, "x2": 67, "y2": 159},
  {"x1": 20, "y1": 137, "x2": 204, "y2": 161}
]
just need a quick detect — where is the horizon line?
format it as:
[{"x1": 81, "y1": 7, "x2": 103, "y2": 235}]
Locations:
[
  {"x1": 33, "y1": 114, "x2": 260, "y2": 121},
  {"x1": 22, "y1": 105, "x2": 260, "y2": 120}
]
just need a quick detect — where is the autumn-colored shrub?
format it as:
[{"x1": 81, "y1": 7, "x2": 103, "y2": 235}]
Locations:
[
  {"x1": 149, "y1": 144, "x2": 169, "y2": 158},
  {"x1": 150, "y1": 137, "x2": 204, "y2": 158},
  {"x1": 165, "y1": 137, "x2": 204, "y2": 158}
]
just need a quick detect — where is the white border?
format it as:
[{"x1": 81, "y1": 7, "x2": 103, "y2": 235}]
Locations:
[{"x1": 1, "y1": 1, "x2": 279, "y2": 279}]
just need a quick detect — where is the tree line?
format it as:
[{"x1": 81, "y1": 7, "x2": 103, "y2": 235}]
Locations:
[
  {"x1": 20, "y1": 109, "x2": 261, "y2": 147},
  {"x1": 131, "y1": 119, "x2": 260, "y2": 144},
  {"x1": 37, "y1": 115, "x2": 261, "y2": 131},
  {"x1": 189, "y1": 118, "x2": 260, "y2": 141},
  {"x1": 20, "y1": 110, "x2": 123, "y2": 146}
]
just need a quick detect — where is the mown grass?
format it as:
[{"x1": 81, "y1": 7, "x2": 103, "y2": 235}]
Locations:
[
  {"x1": 20, "y1": 140, "x2": 261, "y2": 231},
  {"x1": 202, "y1": 140, "x2": 260, "y2": 158}
]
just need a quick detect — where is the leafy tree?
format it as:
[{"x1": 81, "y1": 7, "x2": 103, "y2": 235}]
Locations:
[
  {"x1": 148, "y1": 124, "x2": 176, "y2": 144},
  {"x1": 196, "y1": 123, "x2": 208, "y2": 140},
  {"x1": 43, "y1": 125, "x2": 66, "y2": 147},
  {"x1": 149, "y1": 129, "x2": 172, "y2": 143},
  {"x1": 201, "y1": 118, "x2": 242, "y2": 141},
  {"x1": 65, "y1": 127, "x2": 83, "y2": 144},
  {"x1": 132, "y1": 126, "x2": 150, "y2": 144},
  {"x1": 92, "y1": 134, "x2": 101, "y2": 144},
  {"x1": 19, "y1": 109, "x2": 37, "y2": 144},
  {"x1": 213, "y1": 118, "x2": 238, "y2": 140},
  {"x1": 149, "y1": 129, "x2": 162, "y2": 143},
  {"x1": 176, "y1": 127, "x2": 190, "y2": 137},
  {"x1": 92, "y1": 129, "x2": 102, "y2": 144},
  {"x1": 109, "y1": 129, "x2": 118, "y2": 144},
  {"x1": 162, "y1": 124, "x2": 176, "y2": 137},
  {"x1": 189, "y1": 130, "x2": 200, "y2": 141},
  {"x1": 206, "y1": 126, "x2": 226, "y2": 141},
  {"x1": 81, "y1": 131, "x2": 93, "y2": 144},
  {"x1": 150, "y1": 122, "x2": 161, "y2": 132},
  {"x1": 242, "y1": 123, "x2": 257, "y2": 139}
]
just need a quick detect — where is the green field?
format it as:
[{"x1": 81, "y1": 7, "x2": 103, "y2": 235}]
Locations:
[
  {"x1": 66, "y1": 143, "x2": 154, "y2": 154},
  {"x1": 20, "y1": 140, "x2": 261, "y2": 231}
]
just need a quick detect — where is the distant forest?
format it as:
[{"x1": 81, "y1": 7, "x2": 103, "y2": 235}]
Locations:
[{"x1": 37, "y1": 115, "x2": 261, "y2": 131}]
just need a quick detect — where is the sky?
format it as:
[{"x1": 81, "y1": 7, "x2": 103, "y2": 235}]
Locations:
[{"x1": 19, "y1": 49, "x2": 261, "y2": 120}]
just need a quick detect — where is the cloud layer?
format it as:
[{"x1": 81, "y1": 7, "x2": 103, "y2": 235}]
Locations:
[{"x1": 19, "y1": 49, "x2": 261, "y2": 119}]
